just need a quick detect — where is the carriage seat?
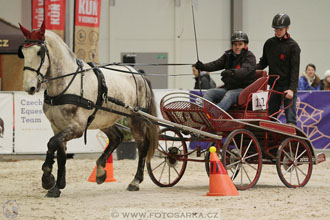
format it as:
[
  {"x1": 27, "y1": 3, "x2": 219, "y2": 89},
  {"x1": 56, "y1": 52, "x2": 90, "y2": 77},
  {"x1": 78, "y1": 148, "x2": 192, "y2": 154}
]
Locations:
[{"x1": 236, "y1": 70, "x2": 268, "y2": 107}]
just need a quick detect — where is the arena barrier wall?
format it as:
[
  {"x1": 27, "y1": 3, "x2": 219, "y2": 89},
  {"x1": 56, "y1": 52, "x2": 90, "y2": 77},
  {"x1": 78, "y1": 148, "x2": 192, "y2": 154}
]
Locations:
[{"x1": 0, "y1": 90, "x2": 328, "y2": 154}]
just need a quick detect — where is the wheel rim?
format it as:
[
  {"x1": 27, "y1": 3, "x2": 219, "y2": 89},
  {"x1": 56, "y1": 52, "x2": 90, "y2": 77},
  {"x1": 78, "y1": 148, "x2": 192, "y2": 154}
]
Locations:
[
  {"x1": 147, "y1": 129, "x2": 187, "y2": 187},
  {"x1": 222, "y1": 129, "x2": 262, "y2": 190},
  {"x1": 276, "y1": 138, "x2": 313, "y2": 188}
]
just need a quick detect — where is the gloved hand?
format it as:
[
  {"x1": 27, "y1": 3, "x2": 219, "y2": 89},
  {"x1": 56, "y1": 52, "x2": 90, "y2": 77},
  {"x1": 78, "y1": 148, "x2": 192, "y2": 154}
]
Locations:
[
  {"x1": 195, "y1": 60, "x2": 205, "y2": 71},
  {"x1": 221, "y1": 69, "x2": 233, "y2": 77}
]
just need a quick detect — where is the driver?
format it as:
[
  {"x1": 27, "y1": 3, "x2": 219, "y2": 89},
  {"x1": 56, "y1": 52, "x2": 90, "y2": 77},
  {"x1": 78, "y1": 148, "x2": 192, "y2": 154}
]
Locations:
[{"x1": 195, "y1": 31, "x2": 256, "y2": 111}]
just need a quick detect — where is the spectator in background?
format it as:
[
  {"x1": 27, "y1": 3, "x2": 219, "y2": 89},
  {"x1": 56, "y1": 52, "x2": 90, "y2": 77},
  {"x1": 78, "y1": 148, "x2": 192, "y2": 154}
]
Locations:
[
  {"x1": 321, "y1": 70, "x2": 330, "y2": 90},
  {"x1": 298, "y1": 64, "x2": 321, "y2": 90},
  {"x1": 192, "y1": 65, "x2": 216, "y2": 89}
]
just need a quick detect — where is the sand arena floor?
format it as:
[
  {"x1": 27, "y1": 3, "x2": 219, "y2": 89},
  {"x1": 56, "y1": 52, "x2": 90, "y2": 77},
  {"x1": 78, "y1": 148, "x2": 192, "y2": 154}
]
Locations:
[{"x1": 0, "y1": 152, "x2": 330, "y2": 220}]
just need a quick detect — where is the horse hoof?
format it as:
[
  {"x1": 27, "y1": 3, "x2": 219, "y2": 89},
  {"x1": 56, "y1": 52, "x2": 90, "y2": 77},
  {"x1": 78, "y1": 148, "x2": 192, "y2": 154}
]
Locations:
[
  {"x1": 42, "y1": 173, "x2": 55, "y2": 190},
  {"x1": 127, "y1": 184, "x2": 139, "y2": 191},
  {"x1": 96, "y1": 171, "x2": 107, "y2": 184},
  {"x1": 46, "y1": 186, "x2": 61, "y2": 198}
]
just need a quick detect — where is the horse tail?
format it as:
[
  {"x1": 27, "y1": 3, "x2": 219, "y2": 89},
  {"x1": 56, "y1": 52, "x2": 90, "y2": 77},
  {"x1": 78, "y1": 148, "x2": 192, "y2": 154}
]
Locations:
[{"x1": 146, "y1": 80, "x2": 159, "y2": 162}]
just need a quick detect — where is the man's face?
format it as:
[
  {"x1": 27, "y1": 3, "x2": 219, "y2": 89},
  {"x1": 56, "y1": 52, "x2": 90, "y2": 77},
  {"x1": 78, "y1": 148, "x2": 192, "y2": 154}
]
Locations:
[
  {"x1": 232, "y1": 41, "x2": 246, "y2": 55},
  {"x1": 274, "y1": 27, "x2": 288, "y2": 38},
  {"x1": 192, "y1": 66, "x2": 199, "y2": 77}
]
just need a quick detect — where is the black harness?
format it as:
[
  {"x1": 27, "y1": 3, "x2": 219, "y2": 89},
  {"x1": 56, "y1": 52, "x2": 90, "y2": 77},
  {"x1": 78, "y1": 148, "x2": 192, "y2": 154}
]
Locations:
[
  {"x1": 19, "y1": 40, "x2": 151, "y2": 144},
  {"x1": 44, "y1": 62, "x2": 110, "y2": 144}
]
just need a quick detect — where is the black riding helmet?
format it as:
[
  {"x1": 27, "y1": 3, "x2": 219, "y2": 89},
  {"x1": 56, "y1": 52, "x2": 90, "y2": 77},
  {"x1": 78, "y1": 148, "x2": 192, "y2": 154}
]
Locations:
[
  {"x1": 272, "y1": 13, "x2": 290, "y2": 28},
  {"x1": 231, "y1": 31, "x2": 249, "y2": 44}
]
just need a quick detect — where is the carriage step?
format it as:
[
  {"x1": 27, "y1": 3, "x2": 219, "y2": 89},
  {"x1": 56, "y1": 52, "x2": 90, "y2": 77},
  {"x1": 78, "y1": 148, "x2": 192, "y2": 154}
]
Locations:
[{"x1": 316, "y1": 152, "x2": 326, "y2": 164}]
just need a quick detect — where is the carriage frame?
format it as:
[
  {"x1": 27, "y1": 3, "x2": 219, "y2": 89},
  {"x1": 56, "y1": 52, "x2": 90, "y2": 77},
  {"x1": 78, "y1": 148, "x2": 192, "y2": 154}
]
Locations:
[{"x1": 143, "y1": 70, "x2": 326, "y2": 190}]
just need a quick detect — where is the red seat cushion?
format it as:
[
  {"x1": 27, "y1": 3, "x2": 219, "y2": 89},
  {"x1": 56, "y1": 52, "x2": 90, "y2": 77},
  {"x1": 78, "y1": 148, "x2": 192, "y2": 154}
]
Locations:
[{"x1": 237, "y1": 70, "x2": 268, "y2": 106}]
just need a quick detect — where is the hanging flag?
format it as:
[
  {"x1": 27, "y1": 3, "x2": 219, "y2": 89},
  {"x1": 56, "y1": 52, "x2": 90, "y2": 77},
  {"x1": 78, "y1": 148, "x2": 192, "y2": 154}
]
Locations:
[
  {"x1": 32, "y1": 0, "x2": 44, "y2": 29},
  {"x1": 32, "y1": 0, "x2": 66, "y2": 39},
  {"x1": 74, "y1": 0, "x2": 101, "y2": 63}
]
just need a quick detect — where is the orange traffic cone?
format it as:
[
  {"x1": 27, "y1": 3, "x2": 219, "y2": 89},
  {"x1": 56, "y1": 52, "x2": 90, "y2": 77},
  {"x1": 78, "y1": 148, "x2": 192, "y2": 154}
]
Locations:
[
  {"x1": 206, "y1": 146, "x2": 238, "y2": 196},
  {"x1": 88, "y1": 141, "x2": 116, "y2": 182}
]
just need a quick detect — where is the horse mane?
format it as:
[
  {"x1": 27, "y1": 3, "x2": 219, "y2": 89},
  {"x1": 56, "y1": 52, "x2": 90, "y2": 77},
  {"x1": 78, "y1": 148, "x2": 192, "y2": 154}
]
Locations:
[{"x1": 45, "y1": 30, "x2": 76, "y2": 62}]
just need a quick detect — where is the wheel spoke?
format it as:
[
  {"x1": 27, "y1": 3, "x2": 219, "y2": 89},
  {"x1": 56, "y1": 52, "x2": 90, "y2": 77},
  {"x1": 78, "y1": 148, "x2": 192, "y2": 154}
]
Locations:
[
  {"x1": 295, "y1": 149, "x2": 307, "y2": 162},
  {"x1": 240, "y1": 133, "x2": 244, "y2": 156},
  {"x1": 242, "y1": 165, "x2": 252, "y2": 184},
  {"x1": 244, "y1": 152, "x2": 259, "y2": 161},
  {"x1": 226, "y1": 160, "x2": 241, "y2": 168},
  {"x1": 295, "y1": 142, "x2": 300, "y2": 159},
  {"x1": 284, "y1": 164, "x2": 294, "y2": 174},
  {"x1": 152, "y1": 160, "x2": 166, "y2": 172},
  {"x1": 242, "y1": 139, "x2": 253, "y2": 159},
  {"x1": 295, "y1": 165, "x2": 307, "y2": 177},
  {"x1": 289, "y1": 141, "x2": 293, "y2": 160},
  {"x1": 158, "y1": 160, "x2": 167, "y2": 182},
  {"x1": 283, "y1": 150, "x2": 293, "y2": 161},
  {"x1": 226, "y1": 149, "x2": 240, "y2": 160},
  {"x1": 172, "y1": 165, "x2": 180, "y2": 176},
  {"x1": 294, "y1": 166, "x2": 300, "y2": 185},
  {"x1": 244, "y1": 161, "x2": 258, "y2": 171},
  {"x1": 232, "y1": 139, "x2": 241, "y2": 157},
  {"x1": 158, "y1": 143, "x2": 166, "y2": 154},
  {"x1": 231, "y1": 163, "x2": 240, "y2": 181}
]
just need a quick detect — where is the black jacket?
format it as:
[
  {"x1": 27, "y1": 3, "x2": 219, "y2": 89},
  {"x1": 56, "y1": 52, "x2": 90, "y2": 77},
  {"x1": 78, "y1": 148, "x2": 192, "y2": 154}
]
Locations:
[
  {"x1": 194, "y1": 73, "x2": 216, "y2": 89},
  {"x1": 202, "y1": 49, "x2": 256, "y2": 90},
  {"x1": 257, "y1": 34, "x2": 301, "y2": 91}
]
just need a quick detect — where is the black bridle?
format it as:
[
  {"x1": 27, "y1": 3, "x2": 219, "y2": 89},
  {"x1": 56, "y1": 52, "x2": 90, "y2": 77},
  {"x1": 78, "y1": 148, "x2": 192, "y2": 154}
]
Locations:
[{"x1": 18, "y1": 39, "x2": 50, "y2": 85}]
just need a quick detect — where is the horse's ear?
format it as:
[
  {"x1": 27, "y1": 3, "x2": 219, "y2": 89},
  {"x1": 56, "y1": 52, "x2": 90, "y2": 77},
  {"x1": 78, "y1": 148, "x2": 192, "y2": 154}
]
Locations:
[
  {"x1": 19, "y1": 23, "x2": 30, "y2": 39},
  {"x1": 39, "y1": 21, "x2": 46, "y2": 39}
]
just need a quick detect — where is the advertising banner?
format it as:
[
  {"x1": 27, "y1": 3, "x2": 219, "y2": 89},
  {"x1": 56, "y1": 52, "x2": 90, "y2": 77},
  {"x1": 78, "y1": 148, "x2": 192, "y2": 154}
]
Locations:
[
  {"x1": 278, "y1": 91, "x2": 330, "y2": 150},
  {"x1": 74, "y1": 0, "x2": 101, "y2": 62},
  {"x1": 0, "y1": 93, "x2": 13, "y2": 154},
  {"x1": 32, "y1": 0, "x2": 66, "y2": 39},
  {"x1": 14, "y1": 92, "x2": 104, "y2": 154}
]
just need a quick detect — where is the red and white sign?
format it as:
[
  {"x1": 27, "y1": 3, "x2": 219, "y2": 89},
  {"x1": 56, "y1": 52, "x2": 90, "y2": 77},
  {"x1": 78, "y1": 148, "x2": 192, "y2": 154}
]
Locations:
[
  {"x1": 45, "y1": 0, "x2": 66, "y2": 30},
  {"x1": 75, "y1": 0, "x2": 101, "y2": 27},
  {"x1": 32, "y1": 0, "x2": 66, "y2": 31},
  {"x1": 32, "y1": 0, "x2": 44, "y2": 29}
]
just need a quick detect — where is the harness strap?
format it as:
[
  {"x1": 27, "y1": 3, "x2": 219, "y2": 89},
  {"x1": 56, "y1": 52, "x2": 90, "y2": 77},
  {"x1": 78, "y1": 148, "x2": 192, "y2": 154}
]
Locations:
[
  {"x1": 83, "y1": 62, "x2": 108, "y2": 144},
  {"x1": 44, "y1": 93, "x2": 94, "y2": 109}
]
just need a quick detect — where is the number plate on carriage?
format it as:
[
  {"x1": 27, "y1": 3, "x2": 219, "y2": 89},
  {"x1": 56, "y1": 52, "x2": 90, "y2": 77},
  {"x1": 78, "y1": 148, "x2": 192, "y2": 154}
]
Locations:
[{"x1": 252, "y1": 91, "x2": 268, "y2": 111}]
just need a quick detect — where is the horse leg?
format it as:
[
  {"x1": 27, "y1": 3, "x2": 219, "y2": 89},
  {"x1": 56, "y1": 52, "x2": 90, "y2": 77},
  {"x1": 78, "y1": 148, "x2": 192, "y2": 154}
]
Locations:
[
  {"x1": 96, "y1": 126, "x2": 123, "y2": 184},
  {"x1": 127, "y1": 140, "x2": 149, "y2": 191},
  {"x1": 43, "y1": 126, "x2": 83, "y2": 198}
]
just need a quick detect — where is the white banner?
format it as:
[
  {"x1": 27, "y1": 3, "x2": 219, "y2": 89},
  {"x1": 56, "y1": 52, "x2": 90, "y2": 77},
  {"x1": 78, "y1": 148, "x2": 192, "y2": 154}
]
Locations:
[
  {"x1": 14, "y1": 92, "x2": 105, "y2": 154},
  {"x1": 0, "y1": 93, "x2": 13, "y2": 154},
  {"x1": 252, "y1": 91, "x2": 268, "y2": 111}
]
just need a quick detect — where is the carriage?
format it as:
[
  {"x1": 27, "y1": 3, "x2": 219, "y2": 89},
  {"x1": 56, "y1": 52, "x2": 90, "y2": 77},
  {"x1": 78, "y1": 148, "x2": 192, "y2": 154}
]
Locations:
[
  {"x1": 145, "y1": 70, "x2": 326, "y2": 190},
  {"x1": 18, "y1": 23, "x2": 326, "y2": 197}
]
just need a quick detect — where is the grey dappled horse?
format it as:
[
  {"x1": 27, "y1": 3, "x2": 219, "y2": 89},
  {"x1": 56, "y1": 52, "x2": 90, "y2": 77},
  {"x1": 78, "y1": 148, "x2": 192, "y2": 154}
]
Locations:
[{"x1": 18, "y1": 22, "x2": 159, "y2": 197}]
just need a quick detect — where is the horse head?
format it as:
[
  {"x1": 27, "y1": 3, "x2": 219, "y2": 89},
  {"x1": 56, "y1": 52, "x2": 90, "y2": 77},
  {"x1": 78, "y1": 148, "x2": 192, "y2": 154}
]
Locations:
[{"x1": 18, "y1": 21, "x2": 49, "y2": 95}]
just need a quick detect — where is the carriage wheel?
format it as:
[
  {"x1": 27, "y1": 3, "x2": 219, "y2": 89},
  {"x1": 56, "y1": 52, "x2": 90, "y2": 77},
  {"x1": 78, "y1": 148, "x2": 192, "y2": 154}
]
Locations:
[
  {"x1": 222, "y1": 129, "x2": 262, "y2": 190},
  {"x1": 276, "y1": 137, "x2": 313, "y2": 188},
  {"x1": 146, "y1": 128, "x2": 188, "y2": 187}
]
